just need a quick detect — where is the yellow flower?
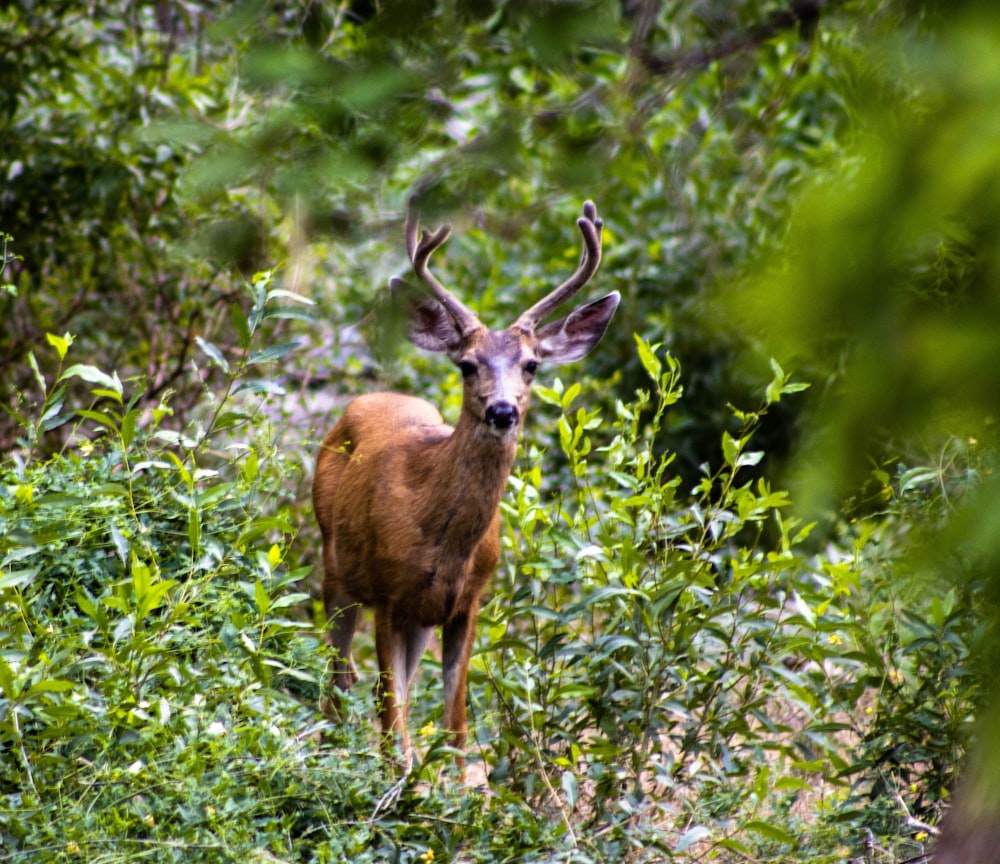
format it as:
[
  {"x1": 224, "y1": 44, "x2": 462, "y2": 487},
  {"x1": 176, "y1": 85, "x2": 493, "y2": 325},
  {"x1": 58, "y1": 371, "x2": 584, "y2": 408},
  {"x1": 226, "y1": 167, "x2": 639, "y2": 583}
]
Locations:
[
  {"x1": 419, "y1": 850, "x2": 435, "y2": 863},
  {"x1": 143, "y1": 813, "x2": 155, "y2": 828},
  {"x1": 66, "y1": 841, "x2": 81, "y2": 855},
  {"x1": 916, "y1": 831, "x2": 928, "y2": 842},
  {"x1": 419, "y1": 722, "x2": 436, "y2": 738}
]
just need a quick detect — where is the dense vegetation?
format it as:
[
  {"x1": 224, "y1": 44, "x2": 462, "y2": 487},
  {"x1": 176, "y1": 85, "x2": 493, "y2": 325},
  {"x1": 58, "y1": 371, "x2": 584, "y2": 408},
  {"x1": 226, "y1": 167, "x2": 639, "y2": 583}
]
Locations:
[{"x1": 3, "y1": 1, "x2": 999, "y2": 860}]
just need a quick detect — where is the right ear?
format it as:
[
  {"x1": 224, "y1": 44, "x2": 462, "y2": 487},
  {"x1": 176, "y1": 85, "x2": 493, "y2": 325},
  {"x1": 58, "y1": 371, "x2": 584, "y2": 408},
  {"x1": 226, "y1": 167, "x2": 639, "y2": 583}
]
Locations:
[
  {"x1": 390, "y1": 277, "x2": 464, "y2": 356},
  {"x1": 535, "y1": 291, "x2": 621, "y2": 364}
]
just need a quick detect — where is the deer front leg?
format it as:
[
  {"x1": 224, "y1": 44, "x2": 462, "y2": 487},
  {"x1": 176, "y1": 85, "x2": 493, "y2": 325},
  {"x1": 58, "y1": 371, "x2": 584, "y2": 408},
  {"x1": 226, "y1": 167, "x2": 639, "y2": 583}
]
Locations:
[
  {"x1": 441, "y1": 607, "x2": 477, "y2": 774},
  {"x1": 404, "y1": 624, "x2": 434, "y2": 695}
]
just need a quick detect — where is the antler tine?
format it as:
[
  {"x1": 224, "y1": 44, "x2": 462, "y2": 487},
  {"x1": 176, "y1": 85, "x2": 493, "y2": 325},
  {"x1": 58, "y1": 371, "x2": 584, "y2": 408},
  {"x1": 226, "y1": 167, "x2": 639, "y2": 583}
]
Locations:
[
  {"x1": 404, "y1": 199, "x2": 480, "y2": 335},
  {"x1": 514, "y1": 200, "x2": 603, "y2": 332}
]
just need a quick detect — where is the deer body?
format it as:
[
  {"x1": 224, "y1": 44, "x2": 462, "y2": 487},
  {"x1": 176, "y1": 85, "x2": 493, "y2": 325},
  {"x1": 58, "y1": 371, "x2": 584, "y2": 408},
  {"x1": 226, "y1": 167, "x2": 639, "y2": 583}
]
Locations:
[
  {"x1": 314, "y1": 201, "x2": 619, "y2": 772},
  {"x1": 315, "y1": 392, "x2": 510, "y2": 625}
]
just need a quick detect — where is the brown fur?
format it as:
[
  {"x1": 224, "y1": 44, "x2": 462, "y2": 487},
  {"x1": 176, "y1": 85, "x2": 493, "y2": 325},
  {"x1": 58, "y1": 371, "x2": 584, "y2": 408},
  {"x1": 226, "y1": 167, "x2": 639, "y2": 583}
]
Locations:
[{"x1": 314, "y1": 392, "x2": 512, "y2": 625}]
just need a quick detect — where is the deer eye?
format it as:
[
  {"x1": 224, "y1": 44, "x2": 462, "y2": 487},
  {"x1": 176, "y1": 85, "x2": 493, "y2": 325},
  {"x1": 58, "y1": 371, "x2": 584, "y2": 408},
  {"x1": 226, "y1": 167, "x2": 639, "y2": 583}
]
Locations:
[
  {"x1": 524, "y1": 360, "x2": 539, "y2": 376},
  {"x1": 458, "y1": 360, "x2": 477, "y2": 378}
]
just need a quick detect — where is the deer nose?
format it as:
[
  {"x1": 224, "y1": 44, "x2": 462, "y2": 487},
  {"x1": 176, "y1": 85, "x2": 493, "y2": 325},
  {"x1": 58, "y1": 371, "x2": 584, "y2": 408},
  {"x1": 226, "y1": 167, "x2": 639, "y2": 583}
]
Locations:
[{"x1": 485, "y1": 402, "x2": 519, "y2": 431}]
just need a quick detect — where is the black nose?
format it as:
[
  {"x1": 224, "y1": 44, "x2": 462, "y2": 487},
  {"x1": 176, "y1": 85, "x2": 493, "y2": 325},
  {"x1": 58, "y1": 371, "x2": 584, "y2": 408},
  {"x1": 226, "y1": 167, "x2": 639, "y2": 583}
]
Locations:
[{"x1": 485, "y1": 402, "x2": 519, "y2": 430}]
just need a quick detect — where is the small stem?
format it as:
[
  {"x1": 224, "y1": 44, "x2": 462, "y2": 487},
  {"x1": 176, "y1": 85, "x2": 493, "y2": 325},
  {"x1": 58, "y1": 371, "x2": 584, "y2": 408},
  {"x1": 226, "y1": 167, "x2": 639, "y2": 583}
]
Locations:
[{"x1": 11, "y1": 706, "x2": 37, "y2": 794}]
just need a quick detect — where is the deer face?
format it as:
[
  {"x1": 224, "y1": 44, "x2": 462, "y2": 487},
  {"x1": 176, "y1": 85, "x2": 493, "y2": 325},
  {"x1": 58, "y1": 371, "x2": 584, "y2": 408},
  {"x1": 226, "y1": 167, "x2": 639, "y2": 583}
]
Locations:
[{"x1": 454, "y1": 329, "x2": 539, "y2": 438}]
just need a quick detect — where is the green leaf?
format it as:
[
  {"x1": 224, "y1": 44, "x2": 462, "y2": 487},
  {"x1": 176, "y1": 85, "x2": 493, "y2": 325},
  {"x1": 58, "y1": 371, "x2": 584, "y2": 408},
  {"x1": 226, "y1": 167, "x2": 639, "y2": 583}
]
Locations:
[
  {"x1": 722, "y1": 430, "x2": 740, "y2": 467},
  {"x1": 774, "y1": 776, "x2": 814, "y2": 792},
  {"x1": 561, "y1": 381, "x2": 581, "y2": 411},
  {"x1": 76, "y1": 590, "x2": 99, "y2": 622},
  {"x1": 241, "y1": 449, "x2": 259, "y2": 483},
  {"x1": 675, "y1": 826, "x2": 711, "y2": 852},
  {"x1": 265, "y1": 288, "x2": 315, "y2": 305},
  {"x1": 75, "y1": 409, "x2": 119, "y2": 431},
  {"x1": 234, "y1": 516, "x2": 294, "y2": 548},
  {"x1": 211, "y1": 410, "x2": 251, "y2": 432},
  {"x1": 634, "y1": 334, "x2": 662, "y2": 382},
  {"x1": 91, "y1": 388, "x2": 125, "y2": 404},
  {"x1": 231, "y1": 301, "x2": 251, "y2": 350},
  {"x1": 0, "y1": 567, "x2": 39, "y2": 590},
  {"x1": 246, "y1": 340, "x2": 304, "y2": 365},
  {"x1": 26, "y1": 679, "x2": 76, "y2": 696},
  {"x1": 0, "y1": 655, "x2": 18, "y2": 699},
  {"x1": 188, "y1": 505, "x2": 201, "y2": 553},
  {"x1": 269, "y1": 592, "x2": 310, "y2": 610},
  {"x1": 164, "y1": 450, "x2": 194, "y2": 489},
  {"x1": 560, "y1": 770, "x2": 578, "y2": 809},
  {"x1": 744, "y1": 820, "x2": 797, "y2": 846},
  {"x1": 753, "y1": 764, "x2": 770, "y2": 798},
  {"x1": 736, "y1": 450, "x2": 764, "y2": 468},
  {"x1": 46, "y1": 331, "x2": 74, "y2": 361},
  {"x1": 137, "y1": 579, "x2": 177, "y2": 620},
  {"x1": 120, "y1": 408, "x2": 139, "y2": 448},
  {"x1": 27, "y1": 350, "x2": 46, "y2": 393},
  {"x1": 110, "y1": 524, "x2": 130, "y2": 565},
  {"x1": 263, "y1": 305, "x2": 317, "y2": 323},
  {"x1": 61, "y1": 364, "x2": 122, "y2": 396},
  {"x1": 254, "y1": 579, "x2": 270, "y2": 616},
  {"x1": 533, "y1": 384, "x2": 561, "y2": 406},
  {"x1": 195, "y1": 336, "x2": 231, "y2": 374},
  {"x1": 232, "y1": 380, "x2": 286, "y2": 396},
  {"x1": 132, "y1": 553, "x2": 152, "y2": 599}
]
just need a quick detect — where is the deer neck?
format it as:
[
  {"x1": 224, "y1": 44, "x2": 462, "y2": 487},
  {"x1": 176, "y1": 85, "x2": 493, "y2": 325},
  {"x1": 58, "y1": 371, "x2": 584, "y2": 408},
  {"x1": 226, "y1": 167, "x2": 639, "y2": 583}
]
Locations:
[
  {"x1": 449, "y1": 410, "x2": 518, "y2": 502},
  {"x1": 424, "y1": 410, "x2": 518, "y2": 557}
]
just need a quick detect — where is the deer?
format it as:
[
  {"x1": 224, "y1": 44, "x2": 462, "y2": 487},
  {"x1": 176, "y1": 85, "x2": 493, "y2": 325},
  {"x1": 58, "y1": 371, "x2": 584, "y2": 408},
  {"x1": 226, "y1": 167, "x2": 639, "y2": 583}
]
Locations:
[{"x1": 312, "y1": 199, "x2": 619, "y2": 774}]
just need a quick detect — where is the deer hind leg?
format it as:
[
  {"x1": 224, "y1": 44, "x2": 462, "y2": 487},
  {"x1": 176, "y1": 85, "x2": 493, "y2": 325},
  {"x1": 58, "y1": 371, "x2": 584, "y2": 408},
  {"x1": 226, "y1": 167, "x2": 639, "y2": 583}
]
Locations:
[
  {"x1": 441, "y1": 607, "x2": 477, "y2": 775},
  {"x1": 320, "y1": 575, "x2": 359, "y2": 720}
]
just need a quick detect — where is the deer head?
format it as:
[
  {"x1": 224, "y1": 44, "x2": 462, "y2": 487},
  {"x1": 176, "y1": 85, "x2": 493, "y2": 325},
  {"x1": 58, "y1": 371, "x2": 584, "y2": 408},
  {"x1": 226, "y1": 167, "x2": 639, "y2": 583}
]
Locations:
[{"x1": 389, "y1": 199, "x2": 620, "y2": 439}]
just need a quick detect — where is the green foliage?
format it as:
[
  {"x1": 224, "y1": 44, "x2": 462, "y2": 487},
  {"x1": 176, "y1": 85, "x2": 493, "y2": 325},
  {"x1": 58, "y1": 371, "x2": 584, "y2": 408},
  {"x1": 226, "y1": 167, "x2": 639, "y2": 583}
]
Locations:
[
  {"x1": 1, "y1": 0, "x2": 879, "y2": 475},
  {"x1": 733, "y1": 3, "x2": 1000, "y2": 848},
  {"x1": 2, "y1": 321, "x2": 981, "y2": 861},
  {"x1": 2, "y1": 1, "x2": 994, "y2": 860}
]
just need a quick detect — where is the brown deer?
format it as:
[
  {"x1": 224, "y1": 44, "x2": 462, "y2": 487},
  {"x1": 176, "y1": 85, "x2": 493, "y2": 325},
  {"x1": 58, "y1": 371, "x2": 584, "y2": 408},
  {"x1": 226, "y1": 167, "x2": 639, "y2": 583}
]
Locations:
[{"x1": 313, "y1": 199, "x2": 619, "y2": 772}]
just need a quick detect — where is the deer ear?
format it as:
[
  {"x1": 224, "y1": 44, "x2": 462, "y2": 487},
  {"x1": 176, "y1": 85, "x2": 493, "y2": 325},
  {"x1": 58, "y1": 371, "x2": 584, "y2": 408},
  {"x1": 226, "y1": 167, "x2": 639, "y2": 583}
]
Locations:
[
  {"x1": 535, "y1": 291, "x2": 620, "y2": 364},
  {"x1": 390, "y1": 277, "x2": 464, "y2": 355}
]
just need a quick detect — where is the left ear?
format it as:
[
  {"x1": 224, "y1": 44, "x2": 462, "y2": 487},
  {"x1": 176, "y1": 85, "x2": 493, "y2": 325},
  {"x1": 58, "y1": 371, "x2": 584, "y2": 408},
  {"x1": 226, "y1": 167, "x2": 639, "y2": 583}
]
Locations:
[
  {"x1": 535, "y1": 291, "x2": 620, "y2": 364},
  {"x1": 390, "y1": 276, "x2": 465, "y2": 357}
]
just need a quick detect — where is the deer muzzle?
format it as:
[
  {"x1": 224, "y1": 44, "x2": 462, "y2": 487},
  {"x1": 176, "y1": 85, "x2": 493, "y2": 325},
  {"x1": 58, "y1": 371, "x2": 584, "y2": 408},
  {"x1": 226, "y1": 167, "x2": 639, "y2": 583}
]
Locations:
[{"x1": 484, "y1": 401, "x2": 519, "y2": 433}]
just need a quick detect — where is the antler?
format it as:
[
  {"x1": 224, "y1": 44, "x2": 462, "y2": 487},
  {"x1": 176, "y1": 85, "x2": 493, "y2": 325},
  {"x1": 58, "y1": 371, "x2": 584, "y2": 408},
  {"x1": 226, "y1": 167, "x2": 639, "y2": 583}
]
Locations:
[
  {"x1": 514, "y1": 200, "x2": 603, "y2": 332},
  {"x1": 404, "y1": 199, "x2": 481, "y2": 337}
]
